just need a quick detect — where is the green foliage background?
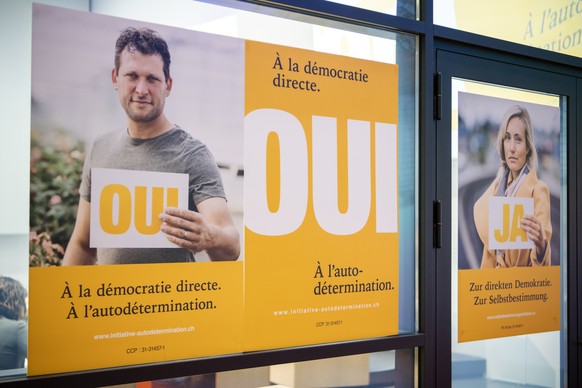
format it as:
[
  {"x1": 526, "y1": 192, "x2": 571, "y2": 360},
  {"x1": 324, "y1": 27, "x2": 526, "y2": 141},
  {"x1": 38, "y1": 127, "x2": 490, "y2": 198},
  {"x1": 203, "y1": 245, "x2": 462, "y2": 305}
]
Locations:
[{"x1": 29, "y1": 128, "x2": 85, "y2": 266}]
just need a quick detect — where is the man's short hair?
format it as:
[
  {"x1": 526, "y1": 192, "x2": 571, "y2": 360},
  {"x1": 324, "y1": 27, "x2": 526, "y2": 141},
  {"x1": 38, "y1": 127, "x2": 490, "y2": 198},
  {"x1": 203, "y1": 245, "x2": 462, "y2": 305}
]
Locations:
[{"x1": 114, "y1": 27, "x2": 171, "y2": 81}]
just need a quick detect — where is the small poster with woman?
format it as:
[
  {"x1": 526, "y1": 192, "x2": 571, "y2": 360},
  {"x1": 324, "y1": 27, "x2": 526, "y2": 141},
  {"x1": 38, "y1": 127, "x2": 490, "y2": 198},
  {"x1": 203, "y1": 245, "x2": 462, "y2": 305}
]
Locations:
[{"x1": 456, "y1": 91, "x2": 561, "y2": 342}]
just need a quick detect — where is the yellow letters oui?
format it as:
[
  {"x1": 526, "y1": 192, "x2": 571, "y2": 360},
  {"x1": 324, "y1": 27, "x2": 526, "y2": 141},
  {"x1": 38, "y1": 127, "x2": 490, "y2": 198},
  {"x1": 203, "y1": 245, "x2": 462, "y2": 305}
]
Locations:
[{"x1": 99, "y1": 184, "x2": 178, "y2": 235}]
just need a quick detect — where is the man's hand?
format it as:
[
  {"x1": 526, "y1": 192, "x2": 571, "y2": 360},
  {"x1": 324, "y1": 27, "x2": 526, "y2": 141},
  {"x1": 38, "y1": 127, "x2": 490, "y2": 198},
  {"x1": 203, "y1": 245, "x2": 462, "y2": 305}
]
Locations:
[
  {"x1": 159, "y1": 199, "x2": 240, "y2": 261},
  {"x1": 160, "y1": 207, "x2": 215, "y2": 253}
]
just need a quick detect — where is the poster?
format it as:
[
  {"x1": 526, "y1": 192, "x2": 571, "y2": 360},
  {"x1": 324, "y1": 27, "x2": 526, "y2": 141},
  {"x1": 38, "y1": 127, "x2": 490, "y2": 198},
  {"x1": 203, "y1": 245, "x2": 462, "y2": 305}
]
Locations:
[
  {"x1": 29, "y1": 4, "x2": 399, "y2": 374},
  {"x1": 28, "y1": 4, "x2": 245, "y2": 375},
  {"x1": 243, "y1": 41, "x2": 399, "y2": 350},
  {"x1": 457, "y1": 92, "x2": 561, "y2": 342}
]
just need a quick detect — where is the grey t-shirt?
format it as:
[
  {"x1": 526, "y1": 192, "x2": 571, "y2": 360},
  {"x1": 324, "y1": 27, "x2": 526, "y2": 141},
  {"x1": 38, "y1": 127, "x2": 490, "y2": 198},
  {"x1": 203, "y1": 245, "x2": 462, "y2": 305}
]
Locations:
[{"x1": 80, "y1": 126, "x2": 225, "y2": 264}]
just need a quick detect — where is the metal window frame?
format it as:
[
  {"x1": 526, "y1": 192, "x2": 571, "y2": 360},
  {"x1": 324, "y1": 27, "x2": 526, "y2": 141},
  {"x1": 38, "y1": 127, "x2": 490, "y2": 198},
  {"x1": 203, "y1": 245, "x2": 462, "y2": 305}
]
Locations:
[{"x1": 4, "y1": 0, "x2": 582, "y2": 386}]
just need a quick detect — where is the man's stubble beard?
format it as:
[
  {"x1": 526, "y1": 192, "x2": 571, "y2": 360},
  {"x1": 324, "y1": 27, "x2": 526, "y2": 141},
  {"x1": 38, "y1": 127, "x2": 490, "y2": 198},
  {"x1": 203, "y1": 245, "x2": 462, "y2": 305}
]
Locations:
[{"x1": 125, "y1": 100, "x2": 164, "y2": 124}]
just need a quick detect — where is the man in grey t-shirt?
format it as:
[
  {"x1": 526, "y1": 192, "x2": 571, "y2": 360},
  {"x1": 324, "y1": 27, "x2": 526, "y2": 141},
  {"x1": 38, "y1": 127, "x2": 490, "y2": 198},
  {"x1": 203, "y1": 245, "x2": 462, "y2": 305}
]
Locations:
[{"x1": 62, "y1": 27, "x2": 240, "y2": 265}]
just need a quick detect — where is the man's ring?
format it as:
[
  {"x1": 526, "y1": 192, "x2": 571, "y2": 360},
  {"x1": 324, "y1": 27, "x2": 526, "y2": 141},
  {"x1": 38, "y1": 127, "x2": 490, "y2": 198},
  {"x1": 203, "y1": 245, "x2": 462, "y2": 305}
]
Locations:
[{"x1": 183, "y1": 230, "x2": 188, "y2": 239}]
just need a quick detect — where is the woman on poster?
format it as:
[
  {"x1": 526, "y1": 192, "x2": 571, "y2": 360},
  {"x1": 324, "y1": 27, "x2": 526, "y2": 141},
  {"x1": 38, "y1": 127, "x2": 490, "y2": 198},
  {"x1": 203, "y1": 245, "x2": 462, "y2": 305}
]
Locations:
[{"x1": 473, "y1": 105, "x2": 551, "y2": 268}]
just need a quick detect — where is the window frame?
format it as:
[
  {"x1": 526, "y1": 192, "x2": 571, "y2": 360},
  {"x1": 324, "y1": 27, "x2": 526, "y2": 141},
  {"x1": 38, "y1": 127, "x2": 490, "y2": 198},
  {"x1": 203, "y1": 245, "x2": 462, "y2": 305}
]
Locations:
[{"x1": 3, "y1": 0, "x2": 582, "y2": 386}]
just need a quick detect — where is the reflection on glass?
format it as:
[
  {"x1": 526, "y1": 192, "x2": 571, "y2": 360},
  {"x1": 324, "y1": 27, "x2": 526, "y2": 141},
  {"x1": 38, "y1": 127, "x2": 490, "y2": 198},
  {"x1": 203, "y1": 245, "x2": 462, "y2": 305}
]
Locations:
[
  {"x1": 1, "y1": 0, "x2": 418, "y2": 381},
  {"x1": 434, "y1": 0, "x2": 582, "y2": 59},
  {"x1": 104, "y1": 350, "x2": 414, "y2": 387},
  {"x1": 0, "y1": 276, "x2": 27, "y2": 373},
  {"x1": 451, "y1": 79, "x2": 565, "y2": 387}
]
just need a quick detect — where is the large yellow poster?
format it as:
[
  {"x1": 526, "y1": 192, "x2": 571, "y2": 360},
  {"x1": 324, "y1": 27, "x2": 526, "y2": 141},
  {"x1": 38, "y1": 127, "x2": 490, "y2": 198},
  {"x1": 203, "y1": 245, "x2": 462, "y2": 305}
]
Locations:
[
  {"x1": 28, "y1": 5, "x2": 400, "y2": 374},
  {"x1": 243, "y1": 41, "x2": 399, "y2": 350},
  {"x1": 456, "y1": 92, "x2": 561, "y2": 342},
  {"x1": 28, "y1": 5, "x2": 246, "y2": 375}
]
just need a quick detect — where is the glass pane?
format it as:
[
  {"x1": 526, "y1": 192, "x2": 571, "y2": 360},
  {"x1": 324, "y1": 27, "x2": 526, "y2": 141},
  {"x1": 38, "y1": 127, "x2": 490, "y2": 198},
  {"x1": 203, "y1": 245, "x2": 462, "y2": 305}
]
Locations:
[
  {"x1": 451, "y1": 79, "x2": 566, "y2": 386},
  {"x1": 434, "y1": 0, "x2": 582, "y2": 59},
  {"x1": 325, "y1": 0, "x2": 417, "y2": 18},
  {"x1": 1, "y1": 0, "x2": 418, "y2": 379},
  {"x1": 102, "y1": 350, "x2": 415, "y2": 387}
]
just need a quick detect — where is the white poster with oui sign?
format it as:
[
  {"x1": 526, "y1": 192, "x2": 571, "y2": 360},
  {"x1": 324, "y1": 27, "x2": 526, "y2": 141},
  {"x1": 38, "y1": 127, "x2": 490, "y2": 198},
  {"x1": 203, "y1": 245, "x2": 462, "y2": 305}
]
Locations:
[
  {"x1": 488, "y1": 196, "x2": 534, "y2": 250},
  {"x1": 90, "y1": 168, "x2": 189, "y2": 248}
]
